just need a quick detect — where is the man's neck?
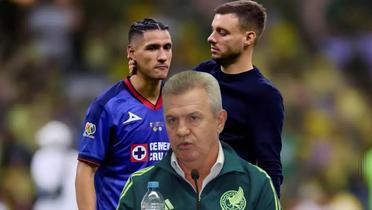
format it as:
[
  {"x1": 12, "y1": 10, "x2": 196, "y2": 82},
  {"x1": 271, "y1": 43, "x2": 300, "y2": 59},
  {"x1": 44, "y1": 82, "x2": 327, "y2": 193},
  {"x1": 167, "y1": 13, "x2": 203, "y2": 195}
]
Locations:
[
  {"x1": 220, "y1": 50, "x2": 254, "y2": 74},
  {"x1": 178, "y1": 144, "x2": 219, "y2": 191},
  {"x1": 129, "y1": 75, "x2": 162, "y2": 104}
]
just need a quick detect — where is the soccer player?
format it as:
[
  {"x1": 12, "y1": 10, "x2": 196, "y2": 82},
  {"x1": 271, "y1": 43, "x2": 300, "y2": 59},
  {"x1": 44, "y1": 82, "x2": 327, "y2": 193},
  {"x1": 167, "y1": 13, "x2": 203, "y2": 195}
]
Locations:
[
  {"x1": 193, "y1": 0, "x2": 284, "y2": 196},
  {"x1": 75, "y1": 18, "x2": 172, "y2": 210}
]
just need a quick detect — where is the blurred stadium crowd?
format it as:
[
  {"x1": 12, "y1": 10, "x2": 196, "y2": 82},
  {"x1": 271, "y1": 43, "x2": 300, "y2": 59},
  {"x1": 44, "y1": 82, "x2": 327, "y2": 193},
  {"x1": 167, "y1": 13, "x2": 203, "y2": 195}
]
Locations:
[{"x1": 0, "y1": 0, "x2": 371, "y2": 209}]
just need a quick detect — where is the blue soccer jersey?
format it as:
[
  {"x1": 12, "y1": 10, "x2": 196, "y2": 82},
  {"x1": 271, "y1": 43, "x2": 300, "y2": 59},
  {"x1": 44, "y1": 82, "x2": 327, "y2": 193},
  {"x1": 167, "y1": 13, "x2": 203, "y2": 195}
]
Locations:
[{"x1": 78, "y1": 78, "x2": 170, "y2": 210}]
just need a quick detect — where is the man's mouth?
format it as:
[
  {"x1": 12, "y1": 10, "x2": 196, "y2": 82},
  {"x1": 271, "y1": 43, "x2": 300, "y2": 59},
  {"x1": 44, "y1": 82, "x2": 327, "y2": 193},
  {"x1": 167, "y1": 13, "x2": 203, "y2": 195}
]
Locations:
[
  {"x1": 211, "y1": 47, "x2": 219, "y2": 53},
  {"x1": 178, "y1": 143, "x2": 193, "y2": 150},
  {"x1": 155, "y1": 65, "x2": 169, "y2": 70}
]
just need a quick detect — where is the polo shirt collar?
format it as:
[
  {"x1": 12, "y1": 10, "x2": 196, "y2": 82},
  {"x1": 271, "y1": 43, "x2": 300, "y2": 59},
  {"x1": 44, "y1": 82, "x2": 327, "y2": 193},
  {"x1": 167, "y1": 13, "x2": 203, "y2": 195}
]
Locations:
[
  {"x1": 157, "y1": 141, "x2": 246, "y2": 177},
  {"x1": 170, "y1": 142, "x2": 224, "y2": 193},
  {"x1": 170, "y1": 142, "x2": 224, "y2": 176}
]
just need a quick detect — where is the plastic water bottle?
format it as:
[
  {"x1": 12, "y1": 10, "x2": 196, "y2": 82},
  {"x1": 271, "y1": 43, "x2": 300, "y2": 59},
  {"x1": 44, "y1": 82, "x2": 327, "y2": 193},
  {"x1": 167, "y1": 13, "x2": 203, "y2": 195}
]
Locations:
[{"x1": 141, "y1": 181, "x2": 165, "y2": 210}]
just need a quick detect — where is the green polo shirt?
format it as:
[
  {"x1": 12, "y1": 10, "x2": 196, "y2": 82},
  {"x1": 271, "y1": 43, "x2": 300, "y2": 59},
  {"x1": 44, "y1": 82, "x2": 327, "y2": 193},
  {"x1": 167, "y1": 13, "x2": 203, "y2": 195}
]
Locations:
[{"x1": 117, "y1": 142, "x2": 281, "y2": 210}]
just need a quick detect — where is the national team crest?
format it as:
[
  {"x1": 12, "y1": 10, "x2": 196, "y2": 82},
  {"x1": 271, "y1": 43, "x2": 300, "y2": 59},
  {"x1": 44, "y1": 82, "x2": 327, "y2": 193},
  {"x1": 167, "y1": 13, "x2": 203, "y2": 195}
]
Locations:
[
  {"x1": 83, "y1": 122, "x2": 96, "y2": 139},
  {"x1": 130, "y1": 144, "x2": 148, "y2": 162},
  {"x1": 220, "y1": 187, "x2": 246, "y2": 210}
]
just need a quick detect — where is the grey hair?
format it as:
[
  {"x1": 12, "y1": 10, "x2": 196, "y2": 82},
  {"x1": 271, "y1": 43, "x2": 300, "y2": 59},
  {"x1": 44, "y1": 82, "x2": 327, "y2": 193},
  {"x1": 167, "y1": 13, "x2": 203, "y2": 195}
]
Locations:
[{"x1": 162, "y1": 71, "x2": 222, "y2": 115}]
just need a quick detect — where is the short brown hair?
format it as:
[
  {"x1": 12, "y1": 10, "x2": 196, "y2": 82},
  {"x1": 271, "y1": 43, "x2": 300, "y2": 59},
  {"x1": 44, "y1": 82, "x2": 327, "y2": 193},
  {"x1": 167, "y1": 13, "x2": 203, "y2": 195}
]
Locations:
[{"x1": 215, "y1": 0, "x2": 267, "y2": 40}]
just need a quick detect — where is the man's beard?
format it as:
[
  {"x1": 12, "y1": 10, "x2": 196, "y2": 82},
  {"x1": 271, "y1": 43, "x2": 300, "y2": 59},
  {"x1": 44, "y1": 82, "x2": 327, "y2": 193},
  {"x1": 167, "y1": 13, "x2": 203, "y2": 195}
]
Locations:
[{"x1": 212, "y1": 52, "x2": 240, "y2": 67}]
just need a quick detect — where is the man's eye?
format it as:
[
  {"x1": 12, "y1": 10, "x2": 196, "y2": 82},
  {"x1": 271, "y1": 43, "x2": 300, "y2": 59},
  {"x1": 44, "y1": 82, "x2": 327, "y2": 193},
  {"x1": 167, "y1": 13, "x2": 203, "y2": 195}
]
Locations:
[
  {"x1": 146, "y1": 45, "x2": 160, "y2": 51},
  {"x1": 218, "y1": 29, "x2": 228, "y2": 36},
  {"x1": 190, "y1": 115, "x2": 200, "y2": 123},
  {"x1": 164, "y1": 44, "x2": 172, "y2": 50},
  {"x1": 147, "y1": 46, "x2": 157, "y2": 50},
  {"x1": 166, "y1": 118, "x2": 176, "y2": 125}
]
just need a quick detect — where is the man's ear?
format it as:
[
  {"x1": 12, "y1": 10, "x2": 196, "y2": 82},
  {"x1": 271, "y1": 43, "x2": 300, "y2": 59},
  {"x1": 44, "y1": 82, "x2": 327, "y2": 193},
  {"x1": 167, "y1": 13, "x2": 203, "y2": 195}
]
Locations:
[
  {"x1": 127, "y1": 45, "x2": 135, "y2": 60},
  {"x1": 217, "y1": 109, "x2": 227, "y2": 134},
  {"x1": 244, "y1": 31, "x2": 256, "y2": 46}
]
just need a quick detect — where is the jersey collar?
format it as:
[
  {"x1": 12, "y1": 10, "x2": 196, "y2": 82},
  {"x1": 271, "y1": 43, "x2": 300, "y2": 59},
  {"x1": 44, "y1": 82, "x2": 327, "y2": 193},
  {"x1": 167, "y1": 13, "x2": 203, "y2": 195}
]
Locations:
[{"x1": 123, "y1": 77, "x2": 162, "y2": 110}]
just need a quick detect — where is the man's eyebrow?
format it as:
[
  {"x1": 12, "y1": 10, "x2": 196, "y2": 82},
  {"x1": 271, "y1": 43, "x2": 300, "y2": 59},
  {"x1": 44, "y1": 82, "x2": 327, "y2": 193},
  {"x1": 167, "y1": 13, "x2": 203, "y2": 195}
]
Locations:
[
  {"x1": 144, "y1": 43, "x2": 161, "y2": 48},
  {"x1": 189, "y1": 111, "x2": 203, "y2": 115},
  {"x1": 216, "y1": 26, "x2": 229, "y2": 31},
  {"x1": 147, "y1": 41, "x2": 172, "y2": 45}
]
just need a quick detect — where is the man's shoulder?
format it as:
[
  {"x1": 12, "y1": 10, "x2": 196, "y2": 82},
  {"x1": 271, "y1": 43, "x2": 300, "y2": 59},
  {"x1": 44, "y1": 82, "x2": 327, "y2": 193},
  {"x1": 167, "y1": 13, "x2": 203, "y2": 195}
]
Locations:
[
  {"x1": 254, "y1": 82, "x2": 283, "y2": 104},
  {"x1": 88, "y1": 81, "x2": 131, "y2": 110},
  {"x1": 127, "y1": 163, "x2": 167, "y2": 191},
  {"x1": 129, "y1": 154, "x2": 173, "y2": 182},
  {"x1": 232, "y1": 157, "x2": 273, "y2": 187},
  {"x1": 255, "y1": 82, "x2": 282, "y2": 98},
  {"x1": 251, "y1": 67, "x2": 280, "y2": 92},
  {"x1": 130, "y1": 165, "x2": 157, "y2": 180},
  {"x1": 193, "y1": 60, "x2": 220, "y2": 73},
  {"x1": 223, "y1": 144, "x2": 270, "y2": 182},
  {"x1": 245, "y1": 161, "x2": 271, "y2": 181},
  {"x1": 247, "y1": 70, "x2": 282, "y2": 101},
  {"x1": 96, "y1": 80, "x2": 127, "y2": 102}
]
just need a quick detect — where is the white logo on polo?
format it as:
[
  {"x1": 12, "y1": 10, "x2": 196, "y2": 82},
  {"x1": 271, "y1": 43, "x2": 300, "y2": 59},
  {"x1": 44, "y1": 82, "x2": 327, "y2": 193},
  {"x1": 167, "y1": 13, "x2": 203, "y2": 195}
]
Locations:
[{"x1": 123, "y1": 112, "x2": 142, "y2": 124}]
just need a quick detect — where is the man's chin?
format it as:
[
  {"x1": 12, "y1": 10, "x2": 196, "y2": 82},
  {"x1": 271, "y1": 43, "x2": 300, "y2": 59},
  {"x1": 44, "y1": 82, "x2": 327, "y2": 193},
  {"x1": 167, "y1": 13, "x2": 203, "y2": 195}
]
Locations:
[
  {"x1": 178, "y1": 154, "x2": 198, "y2": 163},
  {"x1": 212, "y1": 57, "x2": 224, "y2": 65},
  {"x1": 155, "y1": 71, "x2": 169, "y2": 79},
  {"x1": 212, "y1": 54, "x2": 238, "y2": 67},
  {"x1": 160, "y1": 72, "x2": 169, "y2": 78},
  {"x1": 211, "y1": 53, "x2": 220, "y2": 59}
]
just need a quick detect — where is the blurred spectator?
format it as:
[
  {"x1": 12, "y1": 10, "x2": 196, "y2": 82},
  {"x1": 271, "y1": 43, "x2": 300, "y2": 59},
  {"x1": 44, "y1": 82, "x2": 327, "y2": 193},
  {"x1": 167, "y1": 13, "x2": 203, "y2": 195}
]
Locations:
[
  {"x1": 0, "y1": 127, "x2": 34, "y2": 210},
  {"x1": 0, "y1": 0, "x2": 24, "y2": 61},
  {"x1": 290, "y1": 181, "x2": 325, "y2": 210},
  {"x1": 325, "y1": 192, "x2": 363, "y2": 210},
  {"x1": 31, "y1": 121, "x2": 77, "y2": 210},
  {"x1": 27, "y1": 0, "x2": 81, "y2": 72},
  {"x1": 0, "y1": 203, "x2": 7, "y2": 210},
  {"x1": 364, "y1": 148, "x2": 372, "y2": 210},
  {"x1": 300, "y1": 0, "x2": 372, "y2": 98}
]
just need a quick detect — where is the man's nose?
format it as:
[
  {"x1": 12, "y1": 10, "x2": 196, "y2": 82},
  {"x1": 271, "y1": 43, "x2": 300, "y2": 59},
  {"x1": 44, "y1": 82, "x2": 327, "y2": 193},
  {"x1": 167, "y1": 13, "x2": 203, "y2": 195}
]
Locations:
[
  {"x1": 158, "y1": 49, "x2": 168, "y2": 61},
  {"x1": 208, "y1": 32, "x2": 216, "y2": 44},
  {"x1": 176, "y1": 121, "x2": 190, "y2": 137}
]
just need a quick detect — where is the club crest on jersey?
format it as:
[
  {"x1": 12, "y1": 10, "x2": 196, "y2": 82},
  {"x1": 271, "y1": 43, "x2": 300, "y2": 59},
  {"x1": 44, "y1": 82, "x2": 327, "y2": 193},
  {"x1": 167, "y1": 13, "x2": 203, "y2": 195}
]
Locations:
[
  {"x1": 130, "y1": 144, "x2": 148, "y2": 162},
  {"x1": 220, "y1": 187, "x2": 246, "y2": 210},
  {"x1": 149, "y1": 122, "x2": 165, "y2": 132},
  {"x1": 83, "y1": 122, "x2": 96, "y2": 139}
]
